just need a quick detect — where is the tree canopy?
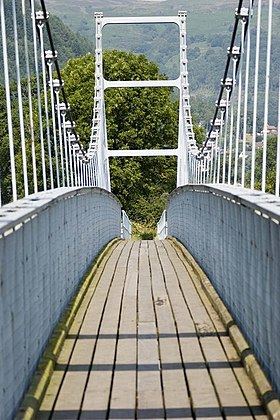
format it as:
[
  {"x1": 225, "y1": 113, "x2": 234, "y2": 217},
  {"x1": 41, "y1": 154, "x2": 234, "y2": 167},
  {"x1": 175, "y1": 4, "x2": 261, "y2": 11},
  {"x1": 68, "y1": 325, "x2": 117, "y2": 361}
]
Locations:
[
  {"x1": 253, "y1": 135, "x2": 278, "y2": 194},
  {"x1": 61, "y1": 51, "x2": 179, "y2": 224}
]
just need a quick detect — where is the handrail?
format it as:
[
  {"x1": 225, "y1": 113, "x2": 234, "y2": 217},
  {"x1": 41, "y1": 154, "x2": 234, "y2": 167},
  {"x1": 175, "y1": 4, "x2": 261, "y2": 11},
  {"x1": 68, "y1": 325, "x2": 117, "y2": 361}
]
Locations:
[
  {"x1": 168, "y1": 184, "x2": 280, "y2": 221},
  {"x1": 121, "y1": 209, "x2": 132, "y2": 239},
  {"x1": 157, "y1": 209, "x2": 168, "y2": 239}
]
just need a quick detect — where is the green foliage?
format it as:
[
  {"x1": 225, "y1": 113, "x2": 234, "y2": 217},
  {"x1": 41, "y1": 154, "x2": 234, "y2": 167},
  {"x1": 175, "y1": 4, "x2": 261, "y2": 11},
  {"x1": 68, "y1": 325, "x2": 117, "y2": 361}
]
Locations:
[
  {"x1": 0, "y1": 1, "x2": 93, "y2": 83},
  {"x1": 0, "y1": 76, "x2": 47, "y2": 204},
  {"x1": 0, "y1": 86, "x2": 11, "y2": 202},
  {"x1": 60, "y1": 53, "x2": 95, "y2": 143},
  {"x1": 254, "y1": 135, "x2": 278, "y2": 194},
  {"x1": 132, "y1": 222, "x2": 156, "y2": 240},
  {"x1": 193, "y1": 124, "x2": 206, "y2": 148}
]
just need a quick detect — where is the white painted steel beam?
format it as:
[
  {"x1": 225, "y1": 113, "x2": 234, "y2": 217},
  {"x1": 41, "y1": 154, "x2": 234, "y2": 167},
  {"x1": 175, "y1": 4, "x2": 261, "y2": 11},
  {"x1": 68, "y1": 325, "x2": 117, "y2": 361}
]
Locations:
[
  {"x1": 104, "y1": 78, "x2": 181, "y2": 90},
  {"x1": 100, "y1": 16, "x2": 183, "y2": 28},
  {"x1": 108, "y1": 149, "x2": 178, "y2": 157},
  {"x1": 93, "y1": 11, "x2": 192, "y2": 189}
]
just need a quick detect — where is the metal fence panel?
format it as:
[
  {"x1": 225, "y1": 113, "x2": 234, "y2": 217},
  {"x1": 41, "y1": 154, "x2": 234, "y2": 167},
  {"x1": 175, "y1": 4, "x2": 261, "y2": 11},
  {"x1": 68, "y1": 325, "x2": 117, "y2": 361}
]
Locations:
[
  {"x1": 0, "y1": 187, "x2": 121, "y2": 420},
  {"x1": 167, "y1": 185, "x2": 280, "y2": 397}
]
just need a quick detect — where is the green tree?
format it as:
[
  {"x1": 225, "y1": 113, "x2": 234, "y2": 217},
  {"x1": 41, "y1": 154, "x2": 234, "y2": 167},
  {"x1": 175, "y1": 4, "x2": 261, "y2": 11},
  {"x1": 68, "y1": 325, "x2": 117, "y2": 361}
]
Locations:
[
  {"x1": 254, "y1": 135, "x2": 278, "y2": 194},
  {"x1": 0, "y1": 1, "x2": 93, "y2": 84},
  {"x1": 193, "y1": 124, "x2": 206, "y2": 147},
  {"x1": 61, "y1": 51, "x2": 179, "y2": 224}
]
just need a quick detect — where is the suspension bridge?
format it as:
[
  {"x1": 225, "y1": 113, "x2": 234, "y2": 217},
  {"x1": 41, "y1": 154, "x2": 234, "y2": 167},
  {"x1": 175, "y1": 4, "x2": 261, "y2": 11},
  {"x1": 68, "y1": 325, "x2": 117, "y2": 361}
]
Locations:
[{"x1": 0, "y1": 0, "x2": 280, "y2": 419}]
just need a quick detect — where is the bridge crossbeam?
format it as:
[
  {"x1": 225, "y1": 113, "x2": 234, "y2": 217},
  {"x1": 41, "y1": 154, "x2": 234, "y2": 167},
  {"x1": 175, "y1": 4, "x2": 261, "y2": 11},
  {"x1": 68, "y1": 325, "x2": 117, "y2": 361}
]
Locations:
[
  {"x1": 104, "y1": 78, "x2": 181, "y2": 90},
  {"x1": 99, "y1": 15, "x2": 185, "y2": 27},
  {"x1": 108, "y1": 149, "x2": 178, "y2": 157}
]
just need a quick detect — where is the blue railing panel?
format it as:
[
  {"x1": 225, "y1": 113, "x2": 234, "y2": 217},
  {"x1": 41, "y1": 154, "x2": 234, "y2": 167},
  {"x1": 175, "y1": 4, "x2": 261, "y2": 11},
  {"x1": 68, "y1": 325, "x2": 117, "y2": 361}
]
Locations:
[
  {"x1": 167, "y1": 185, "x2": 280, "y2": 397},
  {"x1": 0, "y1": 187, "x2": 121, "y2": 420}
]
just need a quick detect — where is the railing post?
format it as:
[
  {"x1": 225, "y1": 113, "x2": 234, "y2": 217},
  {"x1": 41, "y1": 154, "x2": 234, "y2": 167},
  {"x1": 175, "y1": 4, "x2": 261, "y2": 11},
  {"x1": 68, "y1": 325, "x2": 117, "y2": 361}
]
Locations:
[
  {"x1": 121, "y1": 210, "x2": 132, "y2": 239},
  {"x1": 157, "y1": 209, "x2": 168, "y2": 240}
]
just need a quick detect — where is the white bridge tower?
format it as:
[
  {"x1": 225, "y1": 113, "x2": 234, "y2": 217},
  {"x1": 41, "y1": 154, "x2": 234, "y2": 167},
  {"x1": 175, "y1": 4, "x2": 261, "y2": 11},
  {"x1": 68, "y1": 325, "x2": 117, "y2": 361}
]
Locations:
[{"x1": 89, "y1": 12, "x2": 196, "y2": 190}]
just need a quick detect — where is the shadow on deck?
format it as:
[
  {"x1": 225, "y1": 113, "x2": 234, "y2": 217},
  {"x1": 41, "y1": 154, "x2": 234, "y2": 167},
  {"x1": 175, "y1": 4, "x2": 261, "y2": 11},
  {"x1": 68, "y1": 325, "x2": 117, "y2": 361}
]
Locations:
[{"x1": 33, "y1": 240, "x2": 267, "y2": 419}]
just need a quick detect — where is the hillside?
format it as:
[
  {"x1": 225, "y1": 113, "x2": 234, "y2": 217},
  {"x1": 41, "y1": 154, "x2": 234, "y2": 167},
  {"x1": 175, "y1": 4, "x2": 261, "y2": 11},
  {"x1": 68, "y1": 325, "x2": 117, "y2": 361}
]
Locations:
[
  {"x1": 0, "y1": 1, "x2": 94, "y2": 82},
  {"x1": 46, "y1": 0, "x2": 238, "y2": 38},
  {"x1": 44, "y1": 0, "x2": 240, "y2": 122},
  {"x1": 44, "y1": 0, "x2": 280, "y2": 125},
  {"x1": 4, "y1": 0, "x2": 280, "y2": 125}
]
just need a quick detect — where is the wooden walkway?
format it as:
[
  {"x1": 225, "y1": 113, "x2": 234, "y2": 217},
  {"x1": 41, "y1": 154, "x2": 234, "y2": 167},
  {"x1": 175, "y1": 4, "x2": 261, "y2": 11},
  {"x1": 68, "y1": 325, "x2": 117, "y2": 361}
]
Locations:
[{"x1": 38, "y1": 240, "x2": 267, "y2": 419}]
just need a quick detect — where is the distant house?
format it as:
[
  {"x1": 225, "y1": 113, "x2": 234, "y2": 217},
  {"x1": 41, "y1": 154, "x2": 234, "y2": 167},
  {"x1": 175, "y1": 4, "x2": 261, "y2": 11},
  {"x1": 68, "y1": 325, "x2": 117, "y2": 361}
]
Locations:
[{"x1": 261, "y1": 125, "x2": 277, "y2": 135}]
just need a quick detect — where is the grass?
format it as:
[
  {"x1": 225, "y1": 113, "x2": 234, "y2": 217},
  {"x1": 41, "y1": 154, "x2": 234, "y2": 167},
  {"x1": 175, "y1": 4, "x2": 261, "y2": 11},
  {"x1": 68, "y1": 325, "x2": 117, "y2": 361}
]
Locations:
[{"x1": 132, "y1": 222, "x2": 156, "y2": 240}]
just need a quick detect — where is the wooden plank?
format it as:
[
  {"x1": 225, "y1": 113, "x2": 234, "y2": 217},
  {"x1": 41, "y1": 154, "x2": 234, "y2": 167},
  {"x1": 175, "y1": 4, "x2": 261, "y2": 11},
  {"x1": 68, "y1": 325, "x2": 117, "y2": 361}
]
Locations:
[
  {"x1": 80, "y1": 242, "x2": 133, "y2": 419},
  {"x1": 161, "y1": 240, "x2": 267, "y2": 419},
  {"x1": 108, "y1": 342, "x2": 136, "y2": 419},
  {"x1": 149, "y1": 241, "x2": 192, "y2": 420},
  {"x1": 38, "y1": 241, "x2": 123, "y2": 418},
  {"x1": 38, "y1": 337, "x2": 75, "y2": 418},
  {"x1": 158, "y1": 242, "x2": 223, "y2": 418},
  {"x1": 108, "y1": 242, "x2": 139, "y2": 419},
  {"x1": 155, "y1": 241, "x2": 223, "y2": 419},
  {"x1": 137, "y1": 241, "x2": 164, "y2": 419},
  {"x1": 155, "y1": 242, "x2": 197, "y2": 334},
  {"x1": 167, "y1": 240, "x2": 226, "y2": 335},
  {"x1": 137, "y1": 322, "x2": 164, "y2": 420},
  {"x1": 138, "y1": 241, "x2": 154, "y2": 323},
  {"x1": 200, "y1": 336, "x2": 253, "y2": 420},
  {"x1": 221, "y1": 336, "x2": 267, "y2": 419},
  {"x1": 50, "y1": 241, "x2": 126, "y2": 418},
  {"x1": 38, "y1": 240, "x2": 268, "y2": 420},
  {"x1": 163, "y1": 241, "x2": 217, "y2": 335}
]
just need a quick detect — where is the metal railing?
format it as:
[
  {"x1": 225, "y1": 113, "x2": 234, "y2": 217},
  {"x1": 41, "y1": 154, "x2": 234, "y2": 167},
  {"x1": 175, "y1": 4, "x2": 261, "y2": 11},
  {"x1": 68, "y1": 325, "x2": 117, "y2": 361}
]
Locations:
[
  {"x1": 121, "y1": 209, "x2": 132, "y2": 239},
  {"x1": 157, "y1": 209, "x2": 168, "y2": 239},
  {"x1": 0, "y1": 187, "x2": 122, "y2": 420},
  {"x1": 166, "y1": 184, "x2": 280, "y2": 398}
]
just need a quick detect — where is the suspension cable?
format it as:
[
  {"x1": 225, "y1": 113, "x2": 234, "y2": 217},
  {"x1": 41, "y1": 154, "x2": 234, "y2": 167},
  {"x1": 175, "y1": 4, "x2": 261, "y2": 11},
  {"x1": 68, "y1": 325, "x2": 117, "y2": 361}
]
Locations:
[
  {"x1": 13, "y1": 0, "x2": 29, "y2": 197},
  {"x1": 261, "y1": 0, "x2": 273, "y2": 192},
  {"x1": 201, "y1": 0, "x2": 254, "y2": 155},
  {"x1": 30, "y1": 0, "x2": 47, "y2": 191},
  {"x1": 1, "y1": 0, "x2": 17, "y2": 201},
  {"x1": 241, "y1": 0, "x2": 252, "y2": 187},
  {"x1": 250, "y1": 0, "x2": 262, "y2": 189},
  {"x1": 55, "y1": 87, "x2": 66, "y2": 187},
  {"x1": 38, "y1": 18, "x2": 54, "y2": 189},
  {"x1": 48, "y1": 61, "x2": 60, "y2": 188},
  {"x1": 23, "y1": 0, "x2": 38, "y2": 193},
  {"x1": 39, "y1": 0, "x2": 83, "y2": 149},
  {"x1": 234, "y1": 19, "x2": 246, "y2": 185}
]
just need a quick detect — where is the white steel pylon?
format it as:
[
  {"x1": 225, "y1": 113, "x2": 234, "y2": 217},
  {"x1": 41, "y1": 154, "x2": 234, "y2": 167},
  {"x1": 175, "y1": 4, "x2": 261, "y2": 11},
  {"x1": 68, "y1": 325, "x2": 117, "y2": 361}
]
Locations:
[{"x1": 89, "y1": 12, "x2": 196, "y2": 190}]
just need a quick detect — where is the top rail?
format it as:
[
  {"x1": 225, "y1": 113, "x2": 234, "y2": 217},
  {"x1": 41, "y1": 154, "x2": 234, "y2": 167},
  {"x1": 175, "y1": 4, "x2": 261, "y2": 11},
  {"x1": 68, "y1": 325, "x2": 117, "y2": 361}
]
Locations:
[
  {"x1": 0, "y1": 187, "x2": 121, "y2": 236},
  {"x1": 99, "y1": 14, "x2": 186, "y2": 28}
]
